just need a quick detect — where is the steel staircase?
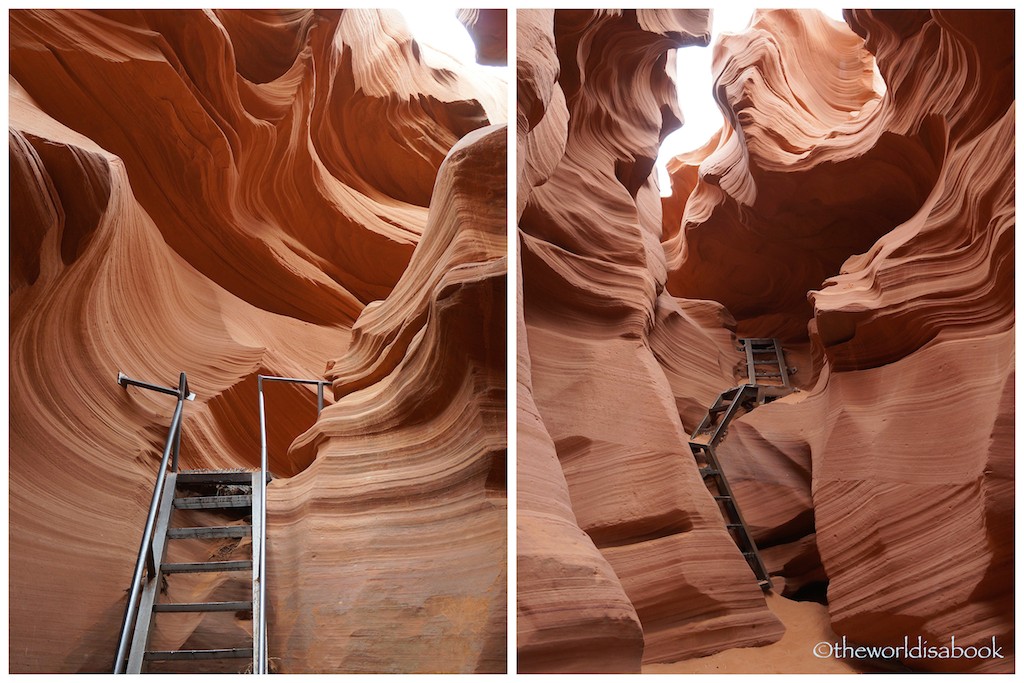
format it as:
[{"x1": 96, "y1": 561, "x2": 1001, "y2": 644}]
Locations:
[
  {"x1": 740, "y1": 337, "x2": 793, "y2": 389},
  {"x1": 687, "y1": 338, "x2": 795, "y2": 592},
  {"x1": 114, "y1": 371, "x2": 330, "y2": 674},
  {"x1": 129, "y1": 469, "x2": 264, "y2": 672},
  {"x1": 112, "y1": 373, "x2": 266, "y2": 674}
]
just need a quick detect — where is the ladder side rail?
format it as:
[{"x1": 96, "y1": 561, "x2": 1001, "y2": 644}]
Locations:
[
  {"x1": 257, "y1": 377, "x2": 268, "y2": 674},
  {"x1": 773, "y1": 340, "x2": 790, "y2": 388},
  {"x1": 254, "y1": 373, "x2": 328, "y2": 673},
  {"x1": 707, "y1": 385, "x2": 756, "y2": 445},
  {"x1": 125, "y1": 472, "x2": 178, "y2": 673},
  {"x1": 702, "y1": 444, "x2": 770, "y2": 582},
  {"x1": 743, "y1": 340, "x2": 757, "y2": 384},
  {"x1": 691, "y1": 400, "x2": 721, "y2": 437},
  {"x1": 113, "y1": 372, "x2": 190, "y2": 673}
]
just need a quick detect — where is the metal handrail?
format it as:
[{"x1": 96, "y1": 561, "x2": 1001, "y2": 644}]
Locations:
[
  {"x1": 256, "y1": 374, "x2": 330, "y2": 673},
  {"x1": 113, "y1": 371, "x2": 192, "y2": 674}
]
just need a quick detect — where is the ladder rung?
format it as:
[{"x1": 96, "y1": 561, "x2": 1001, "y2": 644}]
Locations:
[
  {"x1": 713, "y1": 495, "x2": 732, "y2": 502},
  {"x1": 174, "y1": 495, "x2": 252, "y2": 509},
  {"x1": 161, "y1": 560, "x2": 253, "y2": 574},
  {"x1": 167, "y1": 525, "x2": 251, "y2": 539},
  {"x1": 145, "y1": 648, "x2": 254, "y2": 661},
  {"x1": 709, "y1": 404, "x2": 729, "y2": 413},
  {"x1": 756, "y1": 372, "x2": 783, "y2": 377},
  {"x1": 177, "y1": 471, "x2": 255, "y2": 485},
  {"x1": 154, "y1": 601, "x2": 252, "y2": 612},
  {"x1": 701, "y1": 469, "x2": 720, "y2": 478},
  {"x1": 726, "y1": 523, "x2": 745, "y2": 529}
]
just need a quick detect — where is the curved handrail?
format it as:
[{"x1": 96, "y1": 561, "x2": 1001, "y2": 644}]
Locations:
[
  {"x1": 256, "y1": 374, "x2": 330, "y2": 673},
  {"x1": 113, "y1": 372, "x2": 192, "y2": 674}
]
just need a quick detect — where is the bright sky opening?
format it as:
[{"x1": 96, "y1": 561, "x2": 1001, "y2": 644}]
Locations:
[
  {"x1": 399, "y1": 8, "x2": 507, "y2": 78},
  {"x1": 399, "y1": 9, "x2": 478, "y2": 65},
  {"x1": 657, "y1": 7, "x2": 847, "y2": 196}
]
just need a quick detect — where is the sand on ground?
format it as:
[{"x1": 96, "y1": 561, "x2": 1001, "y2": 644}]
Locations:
[{"x1": 643, "y1": 591, "x2": 865, "y2": 674}]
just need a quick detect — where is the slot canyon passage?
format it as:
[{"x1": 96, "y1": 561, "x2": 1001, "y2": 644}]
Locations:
[
  {"x1": 10, "y1": 9, "x2": 507, "y2": 674},
  {"x1": 516, "y1": 8, "x2": 1013, "y2": 675}
]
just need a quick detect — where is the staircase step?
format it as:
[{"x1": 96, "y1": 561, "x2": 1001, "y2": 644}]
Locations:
[
  {"x1": 701, "y1": 468, "x2": 721, "y2": 478},
  {"x1": 145, "y1": 648, "x2": 253, "y2": 661},
  {"x1": 154, "y1": 601, "x2": 252, "y2": 613},
  {"x1": 177, "y1": 471, "x2": 255, "y2": 485},
  {"x1": 167, "y1": 525, "x2": 251, "y2": 540},
  {"x1": 756, "y1": 372, "x2": 783, "y2": 378},
  {"x1": 174, "y1": 495, "x2": 252, "y2": 510},
  {"x1": 162, "y1": 560, "x2": 253, "y2": 574}
]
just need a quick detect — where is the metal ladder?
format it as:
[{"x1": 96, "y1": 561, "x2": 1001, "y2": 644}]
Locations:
[
  {"x1": 740, "y1": 337, "x2": 793, "y2": 388},
  {"x1": 688, "y1": 440, "x2": 771, "y2": 590},
  {"x1": 113, "y1": 373, "x2": 266, "y2": 674},
  {"x1": 686, "y1": 338, "x2": 795, "y2": 592},
  {"x1": 114, "y1": 371, "x2": 330, "y2": 673},
  {"x1": 129, "y1": 469, "x2": 264, "y2": 672}
]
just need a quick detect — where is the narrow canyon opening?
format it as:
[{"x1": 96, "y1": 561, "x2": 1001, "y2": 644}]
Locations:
[{"x1": 518, "y1": 7, "x2": 1014, "y2": 675}]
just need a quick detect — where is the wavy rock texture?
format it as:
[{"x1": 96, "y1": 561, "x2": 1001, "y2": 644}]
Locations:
[
  {"x1": 516, "y1": 9, "x2": 785, "y2": 673},
  {"x1": 10, "y1": 9, "x2": 506, "y2": 673},
  {"x1": 658, "y1": 9, "x2": 1013, "y2": 673}
]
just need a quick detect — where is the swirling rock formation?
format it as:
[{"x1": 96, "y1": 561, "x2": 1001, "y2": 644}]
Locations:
[
  {"x1": 657, "y1": 8, "x2": 1013, "y2": 674},
  {"x1": 10, "y1": 9, "x2": 506, "y2": 673},
  {"x1": 521, "y1": 6, "x2": 1012, "y2": 675},
  {"x1": 516, "y1": 9, "x2": 784, "y2": 673}
]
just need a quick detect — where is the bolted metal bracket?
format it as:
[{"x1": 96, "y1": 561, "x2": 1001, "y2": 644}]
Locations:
[{"x1": 118, "y1": 371, "x2": 195, "y2": 401}]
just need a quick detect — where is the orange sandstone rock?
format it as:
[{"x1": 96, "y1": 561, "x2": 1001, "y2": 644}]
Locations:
[
  {"x1": 659, "y1": 8, "x2": 1013, "y2": 673},
  {"x1": 516, "y1": 9, "x2": 784, "y2": 673},
  {"x1": 9, "y1": 9, "x2": 505, "y2": 673}
]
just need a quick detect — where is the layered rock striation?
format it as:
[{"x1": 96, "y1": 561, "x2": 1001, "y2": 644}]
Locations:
[
  {"x1": 520, "y1": 7, "x2": 1013, "y2": 675},
  {"x1": 517, "y1": 9, "x2": 784, "y2": 673},
  {"x1": 10, "y1": 9, "x2": 506, "y2": 673},
  {"x1": 663, "y1": 9, "x2": 1013, "y2": 673}
]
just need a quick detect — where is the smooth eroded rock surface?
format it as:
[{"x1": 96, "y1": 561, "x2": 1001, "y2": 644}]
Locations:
[
  {"x1": 516, "y1": 9, "x2": 784, "y2": 673},
  {"x1": 521, "y1": 7, "x2": 1012, "y2": 674},
  {"x1": 658, "y1": 8, "x2": 1013, "y2": 674},
  {"x1": 10, "y1": 9, "x2": 506, "y2": 673}
]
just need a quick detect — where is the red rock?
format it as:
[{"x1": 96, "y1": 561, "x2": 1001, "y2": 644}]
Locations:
[
  {"x1": 516, "y1": 9, "x2": 784, "y2": 673},
  {"x1": 9, "y1": 9, "x2": 505, "y2": 673},
  {"x1": 657, "y1": 8, "x2": 1013, "y2": 673},
  {"x1": 525, "y1": 5, "x2": 1012, "y2": 674}
]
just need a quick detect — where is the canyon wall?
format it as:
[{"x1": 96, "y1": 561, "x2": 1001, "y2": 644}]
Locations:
[
  {"x1": 9, "y1": 9, "x2": 506, "y2": 673},
  {"x1": 516, "y1": 10, "x2": 784, "y2": 673},
  {"x1": 519, "y1": 7, "x2": 1013, "y2": 674},
  {"x1": 666, "y1": 9, "x2": 1013, "y2": 674}
]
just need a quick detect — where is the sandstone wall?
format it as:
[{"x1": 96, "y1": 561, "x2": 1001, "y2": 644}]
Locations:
[
  {"x1": 661, "y1": 9, "x2": 1013, "y2": 673},
  {"x1": 519, "y1": 8, "x2": 1012, "y2": 674},
  {"x1": 9, "y1": 9, "x2": 506, "y2": 673},
  {"x1": 516, "y1": 9, "x2": 784, "y2": 672}
]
